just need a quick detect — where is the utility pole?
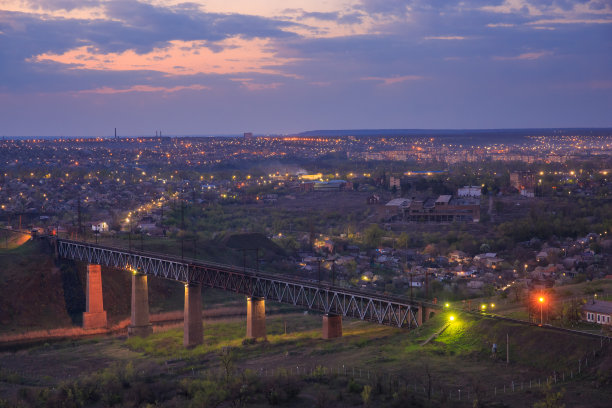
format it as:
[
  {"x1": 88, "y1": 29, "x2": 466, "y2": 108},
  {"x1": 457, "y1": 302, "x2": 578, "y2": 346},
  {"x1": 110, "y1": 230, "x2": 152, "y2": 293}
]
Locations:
[
  {"x1": 506, "y1": 333, "x2": 509, "y2": 365},
  {"x1": 192, "y1": 235, "x2": 197, "y2": 259},
  {"x1": 256, "y1": 247, "x2": 259, "y2": 273},
  {"x1": 181, "y1": 200, "x2": 185, "y2": 261},
  {"x1": 410, "y1": 272, "x2": 414, "y2": 301},
  {"x1": 77, "y1": 194, "x2": 82, "y2": 237},
  {"x1": 242, "y1": 248, "x2": 246, "y2": 273},
  {"x1": 332, "y1": 262, "x2": 336, "y2": 286}
]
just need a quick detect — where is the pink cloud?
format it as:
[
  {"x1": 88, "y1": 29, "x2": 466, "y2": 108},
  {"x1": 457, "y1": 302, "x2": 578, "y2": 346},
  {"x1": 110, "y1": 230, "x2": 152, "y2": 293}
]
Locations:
[
  {"x1": 230, "y1": 78, "x2": 283, "y2": 91},
  {"x1": 493, "y1": 51, "x2": 553, "y2": 61},
  {"x1": 361, "y1": 75, "x2": 424, "y2": 85},
  {"x1": 424, "y1": 36, "x2": 466, "y2": 40},
  {"x1": 77, "y1": 84, "x2": 209, "y2": 94}
]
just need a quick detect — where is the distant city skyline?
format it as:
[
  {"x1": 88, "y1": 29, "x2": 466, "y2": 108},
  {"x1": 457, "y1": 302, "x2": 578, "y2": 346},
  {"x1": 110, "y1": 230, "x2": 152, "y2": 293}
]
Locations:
[{"x1": 1, "y1": 0, "x2": 611, "y2": 136}]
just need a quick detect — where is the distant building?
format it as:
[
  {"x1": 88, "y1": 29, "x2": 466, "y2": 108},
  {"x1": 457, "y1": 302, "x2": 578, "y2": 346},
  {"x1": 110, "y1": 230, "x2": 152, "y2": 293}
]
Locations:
[
  {"x1": 313, "y1": 180, "x2": 348, "y2": 192},
  {"x1": 510, "y1": 171, "x2": 535, "y2": 191},
  {"x1": 367, "y1": 194, "x2": 381, "y2": 205},
  {"x1": 458, "y1": 186, "x2": 482, "y2": 197},
  {"x1": 91, "y1": 221, "x2": 108, "y2": 233},
  {"x1": 389, "y1": 176, "x2": 401, "y2": 190},
  {"x1": 582, "y1": 300, "x2": 612, "y2": 326},
  {"x1": 243, "y1": 132, "x2": 253, "y2": 138},
  {"x1": 520, "y1": 188, "x2": 535, "y2": 198}
]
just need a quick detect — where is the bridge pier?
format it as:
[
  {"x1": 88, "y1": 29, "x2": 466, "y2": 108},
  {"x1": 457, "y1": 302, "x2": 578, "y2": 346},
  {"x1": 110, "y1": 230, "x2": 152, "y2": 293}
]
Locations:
[
  {"x1": 184, "y1": 283, "x2": 203, "y2": 347},
  {"x1": 416, "y1": 305, "x2": 423, "y2": 326},
  {"x1": 322, "y1": 314, "x2": 342, "y2": 339},
  {"x1": 128, "y1": 273, "x2": 152, "y2": 337},
  {"x1": 82, "y1": 264, "x2": 107, "y2": 329},
  {"x1": 415, "y1": 304, "x2": 438, "y2": 326},
  {"x1": 246, "y1": 297, "x2": 266, "y2": 339}
]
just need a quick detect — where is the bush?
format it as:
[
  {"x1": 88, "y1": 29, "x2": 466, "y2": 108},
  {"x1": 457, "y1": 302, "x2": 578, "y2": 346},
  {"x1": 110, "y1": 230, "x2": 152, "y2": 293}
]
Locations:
[{"x1": 347, "y1": 378, "x2": 363, "y2": 394}]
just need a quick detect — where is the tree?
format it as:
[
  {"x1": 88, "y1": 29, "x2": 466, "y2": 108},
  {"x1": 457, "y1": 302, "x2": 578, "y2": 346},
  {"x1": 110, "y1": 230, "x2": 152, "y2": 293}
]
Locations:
[
  {"x1": 363, "y1": 224, "x2": 384, "y2": 248},
  {"x1": 361, "y1": 385, "x2": 372, "y2": 407},
  {"x1": 533, "y1": 385, "x2": 565, "y2": 408}
]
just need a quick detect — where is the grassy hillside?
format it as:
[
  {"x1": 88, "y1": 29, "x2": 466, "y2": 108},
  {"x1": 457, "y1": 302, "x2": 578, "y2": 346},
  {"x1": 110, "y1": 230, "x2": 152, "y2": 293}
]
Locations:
[
  {"x1": 0, "y1": 239, "x2": 188, "y2": 334},
  {"x1": 2, "y1": 311, "x2": 610, "y2": 407}
]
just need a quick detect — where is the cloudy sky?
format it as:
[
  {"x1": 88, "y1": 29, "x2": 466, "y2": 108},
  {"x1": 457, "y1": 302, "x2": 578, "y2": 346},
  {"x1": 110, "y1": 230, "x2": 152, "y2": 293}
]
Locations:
[{"x1": 1, "y1": 0, "x2": 611, "y2": 136}]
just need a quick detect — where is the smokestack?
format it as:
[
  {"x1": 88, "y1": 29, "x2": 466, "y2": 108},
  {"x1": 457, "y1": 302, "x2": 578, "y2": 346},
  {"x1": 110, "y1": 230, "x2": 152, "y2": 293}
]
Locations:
[
  {"x1": 156, "y1": 130, "x2": 158, "y2": 137},
  {"x1": 114, "y1": 128, "x2": 117, "y2": 139}
]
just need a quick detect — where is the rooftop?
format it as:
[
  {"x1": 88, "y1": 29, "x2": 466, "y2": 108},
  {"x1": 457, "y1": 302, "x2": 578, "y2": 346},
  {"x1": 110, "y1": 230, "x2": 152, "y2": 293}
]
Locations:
[
  {"x1": 386, "y1": 198, "x2": 411, "y2": 207},
  {"x1": 436, "y1": 195, "x2": 452, "y2": 204},
  {"x1": 583, "y1": 300, "x2": 612, "y2": 314}
]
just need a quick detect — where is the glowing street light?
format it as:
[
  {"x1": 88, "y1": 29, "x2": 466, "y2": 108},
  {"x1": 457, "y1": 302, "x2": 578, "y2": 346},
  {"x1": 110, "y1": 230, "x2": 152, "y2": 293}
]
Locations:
[
  {"x1": 538, "y1": 297, "x2": 545, "y2": 325},
  {"x1": 445, "y1": 303, "x2": 450, "y2": 308},
  {"x1": 481, "y1": 304, "x2": 487, "y2": 311},
  {"x1": 449, "y1": 315, "x2": 455, "y2": 322}
]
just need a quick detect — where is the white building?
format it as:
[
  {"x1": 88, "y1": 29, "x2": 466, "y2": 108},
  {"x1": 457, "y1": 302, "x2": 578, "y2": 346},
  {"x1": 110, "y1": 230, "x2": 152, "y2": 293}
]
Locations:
[
  {"x1": 91, "y1": 221, "x2": 109, "y2": 233},
  {"x1": 458, "y1": 186, "x2": 482, "y2": 197}
]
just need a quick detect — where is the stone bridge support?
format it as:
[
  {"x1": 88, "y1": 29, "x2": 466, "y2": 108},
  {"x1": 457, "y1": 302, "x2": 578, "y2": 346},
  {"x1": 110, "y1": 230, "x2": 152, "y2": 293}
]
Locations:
[
  {"x1": 128, "y1": 273, "x2": 152, "y2": 337},
  {"x1": 322, "y1": 314, "x2": 342, "y2": 339},
  {"x1": 184, "y1": 283, "x2": 203, "y2": 347},
  {"x1": 246, "y1": 297, "x2": 266, "y2": 339},
  {"x1": 416, "y1": 303, "x2": 439, "y2": 326},
  {"x1": 83, "y1": 264, "x2": 107, "y2": 329}
]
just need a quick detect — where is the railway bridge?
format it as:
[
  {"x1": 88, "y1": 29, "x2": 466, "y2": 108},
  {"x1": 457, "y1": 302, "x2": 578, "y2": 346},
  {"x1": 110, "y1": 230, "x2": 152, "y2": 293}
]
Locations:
[{"x1": 53, "y1": 237, "x2": 440, "y2": 347}]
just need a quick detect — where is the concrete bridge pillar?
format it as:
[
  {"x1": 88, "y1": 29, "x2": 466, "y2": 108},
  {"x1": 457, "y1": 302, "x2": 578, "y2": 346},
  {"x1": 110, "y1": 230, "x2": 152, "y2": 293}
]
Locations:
[
  {"x1": 128, "y1": 273, "x2": 152, "y2": 337},
  {"x1": 184, "y1": 283, "x2": 203, "y2": 347},
  {"x1": 83, "y1": 264, "x2": 107, "y2": 329},
  {"x1": 416, "y1": 305, "x2": 423, "y2": 326},
  {"x1": 322, "y1": 314, "x2": 342, "y2": 339},
  {"x1": 246, "y1": 297, "x2": 266, "y2": 339}
]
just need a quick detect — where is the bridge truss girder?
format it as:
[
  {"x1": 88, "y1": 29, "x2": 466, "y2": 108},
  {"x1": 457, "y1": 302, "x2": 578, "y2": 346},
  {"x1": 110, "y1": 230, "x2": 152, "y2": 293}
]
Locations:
[{"x1": 57, "y1": 239, "x2": 419, "y2": 329}]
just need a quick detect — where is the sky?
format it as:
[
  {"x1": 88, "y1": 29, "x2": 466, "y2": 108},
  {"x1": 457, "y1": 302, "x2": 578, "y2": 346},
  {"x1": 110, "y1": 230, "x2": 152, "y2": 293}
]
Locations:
[{"x1": 0, "y1": 0, "x2": 611, "y2": 136}]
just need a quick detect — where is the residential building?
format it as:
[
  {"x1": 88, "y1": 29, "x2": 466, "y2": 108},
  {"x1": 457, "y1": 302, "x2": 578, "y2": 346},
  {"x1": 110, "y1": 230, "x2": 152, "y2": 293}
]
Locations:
[{"x1": 582, "y1": 300, "x2": 612, "y2": 326}]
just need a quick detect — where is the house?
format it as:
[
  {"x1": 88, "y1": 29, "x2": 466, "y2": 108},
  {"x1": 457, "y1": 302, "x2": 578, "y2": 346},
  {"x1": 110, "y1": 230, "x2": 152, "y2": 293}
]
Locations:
[
  {"x1": 467, "y1": 280, "x2": 484, "y2": 289},
  {"x1": 448, "y1": 250, "x2": 468, "y2": 263},
  {"x1": 582, "y1": 300, "x2": 612, "y2": 326},
  {"x1": 536, "y1": 251, "x2": 548, "y2": 263},
  {"x1": 91, "y1": 221, "x2": 109, "y2": 233},
  {"x1": 457, "y1": 186, "x2": 482, "y2": 198},
  {"x1": 484, "y1": 257, "x2": 503, "y2": 269}
]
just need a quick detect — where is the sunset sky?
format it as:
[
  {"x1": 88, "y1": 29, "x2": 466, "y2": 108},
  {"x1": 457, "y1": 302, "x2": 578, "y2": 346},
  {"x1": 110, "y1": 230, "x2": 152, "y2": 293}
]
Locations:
[{"x1": 1, "y1": 0, "x2": 611, "y2": 136}]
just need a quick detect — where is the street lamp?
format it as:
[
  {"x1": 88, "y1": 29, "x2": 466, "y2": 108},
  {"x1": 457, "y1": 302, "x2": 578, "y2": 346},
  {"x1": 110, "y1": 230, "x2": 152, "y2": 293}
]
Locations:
[{"x1": 538, "y1": 297, "x2": 544, "y2": 325}]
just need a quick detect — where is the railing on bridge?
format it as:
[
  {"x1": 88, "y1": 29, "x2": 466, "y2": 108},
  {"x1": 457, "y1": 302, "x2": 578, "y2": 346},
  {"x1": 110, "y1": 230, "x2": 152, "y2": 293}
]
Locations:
[{"x1": 56, "y1": 238, "x2": 422, "y2": 329}]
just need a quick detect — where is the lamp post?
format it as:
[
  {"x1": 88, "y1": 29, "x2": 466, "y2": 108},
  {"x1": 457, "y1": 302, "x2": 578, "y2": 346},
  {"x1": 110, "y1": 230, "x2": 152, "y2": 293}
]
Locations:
[{"x1": 538, "y1": 296, "x2": 544, "y2": 325}]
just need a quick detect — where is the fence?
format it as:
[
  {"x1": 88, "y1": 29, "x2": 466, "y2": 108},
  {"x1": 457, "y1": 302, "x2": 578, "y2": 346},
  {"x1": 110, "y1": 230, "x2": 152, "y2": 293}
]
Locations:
[{"x1": 177, "y1": 335, "x2": 611, "y2": 404}]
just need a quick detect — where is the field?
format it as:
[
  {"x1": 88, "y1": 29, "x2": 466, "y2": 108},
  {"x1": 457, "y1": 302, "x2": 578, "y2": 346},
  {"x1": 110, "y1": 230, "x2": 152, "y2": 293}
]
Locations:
[{"x1": 1, "y1": 310, "x2": 611, "y2": 407}]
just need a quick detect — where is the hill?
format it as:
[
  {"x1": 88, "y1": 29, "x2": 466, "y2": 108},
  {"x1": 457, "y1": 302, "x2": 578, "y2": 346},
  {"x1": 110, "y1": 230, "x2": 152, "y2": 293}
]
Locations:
[{"x1": 0, "y1": 312, "x2": 610, "y2": 407}]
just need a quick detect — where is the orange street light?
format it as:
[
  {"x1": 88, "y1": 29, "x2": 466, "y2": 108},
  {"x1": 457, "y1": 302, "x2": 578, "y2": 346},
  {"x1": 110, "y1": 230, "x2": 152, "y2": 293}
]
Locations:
[{"x1": 538, "y1": 297, "x2": 545, "y2": 325}]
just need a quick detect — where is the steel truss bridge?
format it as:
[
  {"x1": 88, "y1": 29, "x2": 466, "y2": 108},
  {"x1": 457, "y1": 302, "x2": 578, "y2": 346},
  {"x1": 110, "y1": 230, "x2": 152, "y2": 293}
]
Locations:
[{"x1": 57, "y1": 238, "x2": 427, "y2": 329}]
